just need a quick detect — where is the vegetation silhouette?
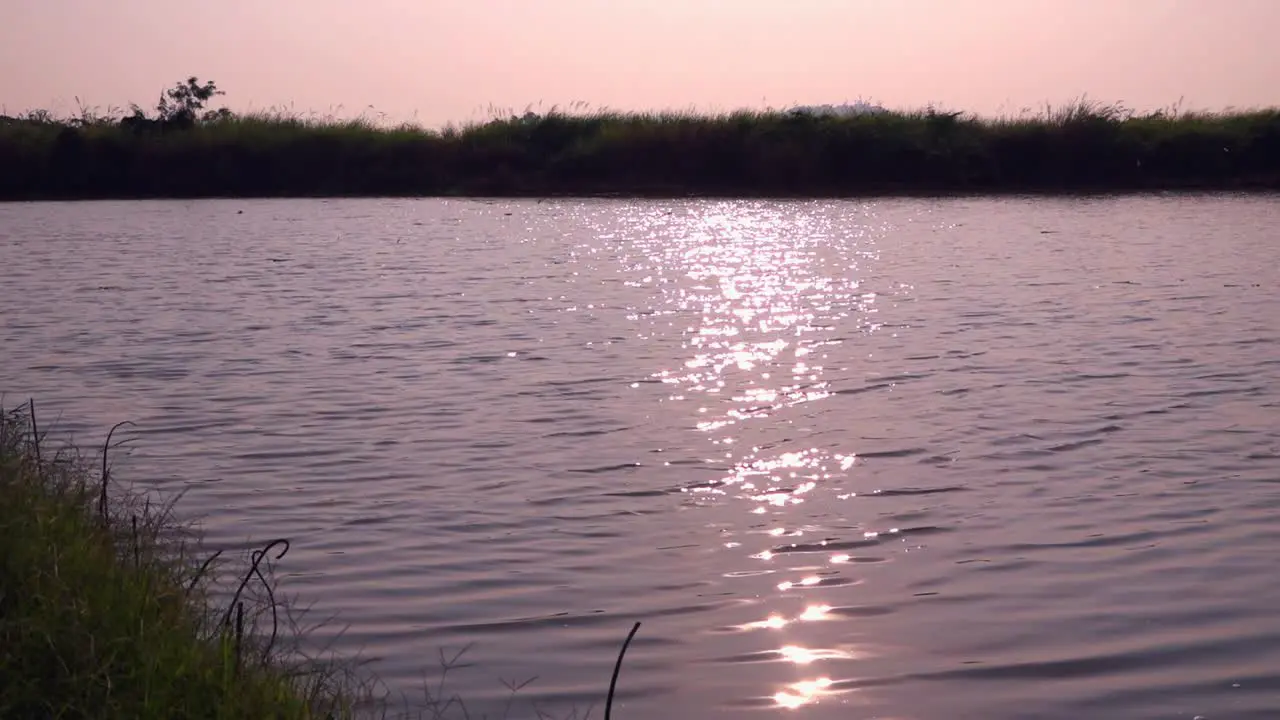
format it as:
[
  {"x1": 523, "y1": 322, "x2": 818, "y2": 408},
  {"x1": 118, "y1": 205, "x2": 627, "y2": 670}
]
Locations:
[{"x1": 2, "y1": 79, "x2": 1279, "y2": 199}]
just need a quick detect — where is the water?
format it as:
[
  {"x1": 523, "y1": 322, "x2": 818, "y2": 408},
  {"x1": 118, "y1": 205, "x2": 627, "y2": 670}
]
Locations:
[{"x1": 2, "y1": 195, "x2": 1279, "y2": 719}]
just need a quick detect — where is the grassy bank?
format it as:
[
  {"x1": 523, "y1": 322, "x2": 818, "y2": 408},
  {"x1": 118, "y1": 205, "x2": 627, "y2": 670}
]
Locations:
[
  {"x1": 0, "y1": 400, "x2": 641, "y2": 719},
  {"x1": 0, "y1": 402, "x2": 355, "y2": 719},
  {"x1": 2, "y1": 100, "x2": 1279, "y2": 199}
]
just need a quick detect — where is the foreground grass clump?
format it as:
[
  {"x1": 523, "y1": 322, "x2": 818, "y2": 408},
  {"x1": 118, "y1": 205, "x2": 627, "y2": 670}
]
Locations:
[
  {"x1": 0, "y1": 403, "x2": 354, "y2": 719},
  {"x1": 2, "y1": 96, "x2": 1279, "y2": 198}
]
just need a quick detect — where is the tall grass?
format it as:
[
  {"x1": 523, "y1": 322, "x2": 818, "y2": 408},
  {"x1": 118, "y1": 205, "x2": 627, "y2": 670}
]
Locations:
[
  {"x1": 0, "y1": 400, "x2": 642, "y2": 719},
  {"x1": 2, "y1": 99, "x2": 1278, "y2": 199},
  {"x1": 0, "y1": 401, "x2": 360, "y2": 719}
]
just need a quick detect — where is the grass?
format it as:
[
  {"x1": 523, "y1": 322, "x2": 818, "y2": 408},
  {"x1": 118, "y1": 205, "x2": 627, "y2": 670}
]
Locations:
[
  {"x1": 0, "y1": 400, "x2": 360, "y2": 719},
  {"x1": 1, "y1": 98, "x2": 1278, "y2": 199},
  {"x1": 0, "y1": 399, "x2": 642, "y2": 720}
]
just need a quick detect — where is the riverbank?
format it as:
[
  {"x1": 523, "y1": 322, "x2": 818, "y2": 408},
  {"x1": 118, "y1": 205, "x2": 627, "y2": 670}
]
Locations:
[
  {"x1": 2, "y1": 102, "x2": 1278, "y2": 199},
  {"x1": 0, "y1": 402, "x2": 356, "y2": 719}
]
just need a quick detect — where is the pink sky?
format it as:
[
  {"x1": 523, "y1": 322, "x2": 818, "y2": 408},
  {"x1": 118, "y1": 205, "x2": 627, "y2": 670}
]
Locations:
[{"x1": 2, "y1": 0, "x2": 1277, "y2": 126}]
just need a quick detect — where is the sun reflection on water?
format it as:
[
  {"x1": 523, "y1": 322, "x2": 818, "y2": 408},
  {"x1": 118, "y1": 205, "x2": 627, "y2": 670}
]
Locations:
[
  {"x1": 616, "y1": 201, "x2": 898, "y2": 710},
  {"x1": 774, "y1": 677, "x2": 835, "y2": 710}
]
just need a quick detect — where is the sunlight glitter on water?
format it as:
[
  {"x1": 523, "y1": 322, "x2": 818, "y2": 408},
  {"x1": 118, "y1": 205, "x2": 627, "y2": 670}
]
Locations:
[
  {"x1": 774, "y1": 677, "x2": 835, "y2": 710},
  {"x1": 617, "y1": 201, "x2": 889, "y2": 706}
]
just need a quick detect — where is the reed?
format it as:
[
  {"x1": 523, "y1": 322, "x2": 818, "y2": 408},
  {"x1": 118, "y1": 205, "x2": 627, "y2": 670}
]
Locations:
[
  {"x1": 0, "y1": 400, "x2": 362, "y2": 719},
  {"x1": 2, "y1": 97, "x2": 1277, "y2": 199},
  {"x1": 0, "y1": 399, "x2": 642, "y2": 719}
]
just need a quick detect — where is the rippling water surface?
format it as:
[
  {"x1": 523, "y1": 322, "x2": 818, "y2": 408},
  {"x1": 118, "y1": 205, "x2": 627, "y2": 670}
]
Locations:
[{"x1": 3, "y1": 195, "x2": 1280, "y2": 719}]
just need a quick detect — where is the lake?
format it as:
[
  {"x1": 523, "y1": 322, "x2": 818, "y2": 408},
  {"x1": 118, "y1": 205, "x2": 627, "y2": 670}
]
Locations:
[{"x1": 2, "y1": 195, "x2": 1279, "y2": 719}]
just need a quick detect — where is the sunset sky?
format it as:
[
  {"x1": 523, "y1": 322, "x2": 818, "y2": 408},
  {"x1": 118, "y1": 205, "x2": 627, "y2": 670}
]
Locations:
[{"x1": 2, "y1": 0, "x2": 1277, "y2": 126}]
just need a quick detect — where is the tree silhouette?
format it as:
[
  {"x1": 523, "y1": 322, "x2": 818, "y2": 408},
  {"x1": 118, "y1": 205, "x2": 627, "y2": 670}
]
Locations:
[
  {"x1": 119, "y1": 77, "x2": 229, "y2": 133},
  {"x1": 155, "y1": 76, "x2": 225, "y2": 125}
]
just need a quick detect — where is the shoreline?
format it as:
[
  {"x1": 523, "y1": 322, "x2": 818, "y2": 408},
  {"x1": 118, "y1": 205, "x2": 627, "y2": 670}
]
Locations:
[
  {"x1": 3, "y1": 103, "x2": 1278, "y2": 201},
  {"x1": 0, "y1": 400, "x2": 635, "y2": 719},
  {"x1": 3, "y1": 182, "x2": 1280, "y2": 203},
  {"x1": 0, "y1": 401, "x2": 360, "y2": 719}
]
